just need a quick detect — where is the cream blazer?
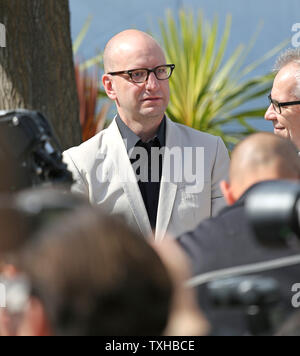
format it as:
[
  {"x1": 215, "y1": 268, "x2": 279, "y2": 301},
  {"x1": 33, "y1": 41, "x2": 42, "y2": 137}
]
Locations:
[{"x1": 63, "y1": 117, "x2": 230, "y2": 240}]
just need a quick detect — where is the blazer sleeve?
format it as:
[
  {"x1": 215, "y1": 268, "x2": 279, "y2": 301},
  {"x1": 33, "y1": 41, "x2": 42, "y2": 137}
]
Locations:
[
  {"x1": 211, "y1": 138, "x2": 230, "y2": 216},
  {"x1": 63, "y1": 150, "x2": 89, "y2": 196}
]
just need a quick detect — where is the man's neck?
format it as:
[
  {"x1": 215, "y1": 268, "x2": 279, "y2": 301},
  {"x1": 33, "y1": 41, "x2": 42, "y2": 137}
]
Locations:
[{"x1": 118, "y1": 114, "x2": 164, "y2": 143}]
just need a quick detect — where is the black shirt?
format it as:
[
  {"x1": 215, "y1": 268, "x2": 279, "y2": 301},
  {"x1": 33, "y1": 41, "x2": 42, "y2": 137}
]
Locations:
[{"x1": 116, "y1": 115, "x2": 166, "y2": 231}]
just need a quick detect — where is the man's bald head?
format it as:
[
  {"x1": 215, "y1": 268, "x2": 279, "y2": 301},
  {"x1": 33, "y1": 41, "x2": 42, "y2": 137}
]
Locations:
[
  {"x1": 102, "y1": 29, "x2": 170, "y2": 139},
  {"x1": 103, "y1": 30, "x2": 165, "y2": 73},
  {"x1": 229, "y1": 133, "x2": 300, "y2": 200}
]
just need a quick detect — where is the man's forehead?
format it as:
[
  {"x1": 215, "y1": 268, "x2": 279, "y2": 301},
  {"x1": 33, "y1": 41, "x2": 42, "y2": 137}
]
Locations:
[
  {"x1": 105, "y1": 30, "x2": 166, "y2": 69},
  {"x1": 272, "y1": 64, "x2": 298, "y2": 99},
  {"x1": 111, "y1": 45, "x2": 166, "y2": 69}
]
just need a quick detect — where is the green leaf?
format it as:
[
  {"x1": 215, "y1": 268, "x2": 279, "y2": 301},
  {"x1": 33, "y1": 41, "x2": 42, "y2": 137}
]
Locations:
[
  {"x1": 160, "y1": 9, "x2": 284, "y2": 147},
  {"x1": 73, "y1": 16, "x2": 93, "y2": 55},
  {"x1": 79, "y1": 53, "x2": 103, "y2": 71}
]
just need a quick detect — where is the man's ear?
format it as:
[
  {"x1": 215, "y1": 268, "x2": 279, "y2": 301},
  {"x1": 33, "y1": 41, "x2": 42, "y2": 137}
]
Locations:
[
  {"x1": 220, "y1": 180, "x2": 236, "y2": 206},
  {"x1": 18, "y1": 297, "x2": 51, "y2": 336},
  {"x1": 102, "y1": 74, "x2": 117, "y2": 100}
]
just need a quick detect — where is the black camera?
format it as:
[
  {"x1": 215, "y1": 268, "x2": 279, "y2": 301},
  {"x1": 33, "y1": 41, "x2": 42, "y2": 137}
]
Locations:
[
  {"x1": 245, "y1": 180, "x2": 300, "y2": 246},
  {"x1": 207, "y1": 275, "x2": 283, "y2": 335},
  {"x1": 0, "y1": 110, "x2": 73, "y2": 192}
]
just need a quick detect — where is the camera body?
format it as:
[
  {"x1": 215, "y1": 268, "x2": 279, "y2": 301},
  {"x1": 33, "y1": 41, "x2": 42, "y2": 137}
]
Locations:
[
  {"x1": 0, "y1": 110, "x2": 73, "y2": 191},
  {"x1": 207, "y1": 275, "x2": 283, "y2": 335},
  {"x1": 245, "y1": 181, "x2": 300, "y2": 246},
  {"x1": 208, "y1": 275, "x2": 281, "y2": 307}
]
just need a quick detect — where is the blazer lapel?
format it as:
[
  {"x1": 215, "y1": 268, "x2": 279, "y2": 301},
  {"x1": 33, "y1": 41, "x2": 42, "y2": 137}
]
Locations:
[
  {"x1": 155, "y1": 118, "x2": 180, "y2": 240},
  {"x1": 107, "y1": 118, "x2": 153, "y2": 238}
]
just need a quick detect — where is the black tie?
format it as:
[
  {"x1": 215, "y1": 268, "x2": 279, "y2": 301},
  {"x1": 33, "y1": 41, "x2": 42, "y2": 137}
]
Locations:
[{"x1": 131, "y1": 137, "x2": 163, "y2": 231}]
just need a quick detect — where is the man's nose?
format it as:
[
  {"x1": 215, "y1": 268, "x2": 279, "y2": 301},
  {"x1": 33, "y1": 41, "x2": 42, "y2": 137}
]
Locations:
[
  {"x1": 145, "y1": 72, "x2": 159, "y2": 90},
  {"x1": 265, "y1": 104, "x2": 277, "y2": 121}
]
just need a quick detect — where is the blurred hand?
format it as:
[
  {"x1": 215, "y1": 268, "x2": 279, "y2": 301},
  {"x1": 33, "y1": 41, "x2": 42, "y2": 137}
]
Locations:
[{"x1": 152, "y1": 236, "x2": 210, "y2": 336}]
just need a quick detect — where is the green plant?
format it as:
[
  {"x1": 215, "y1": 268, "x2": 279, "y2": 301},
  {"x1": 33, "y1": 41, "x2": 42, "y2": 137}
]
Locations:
[
  {"x1": 159, "y1": 10, "x2": 287, "y2": 146},
  {"x1": 75, "y1": 64, "x2": 109, "y2": 142}
]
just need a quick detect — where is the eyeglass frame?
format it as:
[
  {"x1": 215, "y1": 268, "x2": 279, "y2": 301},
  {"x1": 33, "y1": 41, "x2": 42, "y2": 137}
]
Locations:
[
  {"x1": 107, "y1": 64, "x2": 175, "y2": 83},
  {"x1": 268, "y1": 94, "x2": 300, "y2": 114}
]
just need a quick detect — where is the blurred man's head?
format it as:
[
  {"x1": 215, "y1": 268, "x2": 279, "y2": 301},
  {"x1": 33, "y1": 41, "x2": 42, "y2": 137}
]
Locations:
[
  {"x1": 0, "y1": 188, "x2": 90, "y2": 261},
  {"x1": 18, "y1": 208, "x2": 173, "y2": 336},
  {"x1": 221, "y1": 133, "x2": 300, "y2": 205},
  {"x1": 265, "y1": 49, "x2": 300, "y2": 149},
  {"x1": 102, "y1": 30, "x2": 172, "y2": 135},
  {"x1": 0, "y1": 188, "x2": 90, "y2": 336}
]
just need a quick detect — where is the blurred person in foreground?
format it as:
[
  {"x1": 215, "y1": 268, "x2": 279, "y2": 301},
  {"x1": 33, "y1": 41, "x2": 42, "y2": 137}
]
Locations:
[
  {"x1": 177, "y1": 133, "x2": 300, "y2": 335},
  {"x1": 0, "y1": 188, "x2": 90, "y2": 336},
  {"x1": 265, "y1": 48, "x2": 300, "y2": 150},
  {"x1": 14, "y1": 208, "x2": 208, "y2": 336},
  {"x1": 64, "y1": 29, "x2": 229, "y2": 240},
  {"x1": 0, "y1": 188, "x2": 90, "y2": 259},
  {"x1": 276, "y1": 311, "x2": 300, "y2": 336}
]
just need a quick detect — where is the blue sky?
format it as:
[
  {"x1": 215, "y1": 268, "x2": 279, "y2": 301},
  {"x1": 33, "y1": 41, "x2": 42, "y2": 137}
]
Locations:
[
  {"x1": 70, "y1": 0, "x2": 300, "y2": 68},
  {"x1": 69, "y1": 0, "x2": 300, "y2": 131}
]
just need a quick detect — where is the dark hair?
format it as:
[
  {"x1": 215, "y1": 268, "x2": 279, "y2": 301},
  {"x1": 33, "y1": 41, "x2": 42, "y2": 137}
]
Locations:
[
  {"x1": 0, "y1": 199, "x2": 31, "y2": 258},
  {"x1": 0, "y1": 188, "x2": 90, "y2": 258},
  {"x1": 20, "y1": 208, "x2": 174, "y2": 336}
]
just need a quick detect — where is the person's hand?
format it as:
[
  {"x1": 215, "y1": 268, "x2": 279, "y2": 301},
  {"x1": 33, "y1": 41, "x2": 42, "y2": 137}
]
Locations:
[{"x1": 152, "y1": 237, "x2": 210, "y2": 336}]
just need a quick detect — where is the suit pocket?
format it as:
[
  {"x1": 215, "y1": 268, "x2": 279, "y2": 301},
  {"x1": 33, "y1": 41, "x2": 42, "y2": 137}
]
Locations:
[{"x1": 174, "y1": 181, "x2": 211, "y2": 230}]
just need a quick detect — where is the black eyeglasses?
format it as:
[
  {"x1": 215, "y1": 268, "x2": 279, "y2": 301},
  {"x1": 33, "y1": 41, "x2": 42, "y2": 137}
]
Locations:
[
  {"x1": 108, "y1": 64, "x2": 175, "y2": 83},
  {"x1": 268, "y1": 94, "x2": 300, "y2": 114}
]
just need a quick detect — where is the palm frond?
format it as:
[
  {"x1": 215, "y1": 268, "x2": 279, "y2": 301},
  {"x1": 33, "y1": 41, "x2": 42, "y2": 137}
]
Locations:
[
  {"x1": 73, "y1": 16, "x2": 93, "y2": 55},
  {"x1": 159, "y1": 10, "x2": 286, "y2": 148}
]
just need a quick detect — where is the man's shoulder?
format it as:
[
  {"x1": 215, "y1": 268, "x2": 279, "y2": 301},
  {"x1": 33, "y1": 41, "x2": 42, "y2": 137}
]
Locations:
[
  {"x1": 64, "y1": 126, "x2": 110, "y2": 159},
  {"x1": 177, "y1": 203, "x2": 245, "y2": 249},
  {"x1": 192, "y1": 203, "x2": 244, "y2": 235},
  {"x1": 62, "y1": 127, "x2": 113, "y2": 173},
  {"x1": 170, "y1": 119, "x2": 221, "y2": 146},
  {"x1": 177, "y1": 203, "x2": 253, "y2": 275}
]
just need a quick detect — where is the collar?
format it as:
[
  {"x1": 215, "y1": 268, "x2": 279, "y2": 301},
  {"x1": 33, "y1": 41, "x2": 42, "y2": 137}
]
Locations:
[
  {"x1": 116, "y1": 115, "x2": 166, "y2": 154},
  {"x1": 234, "y1": 181, "x2": 280, "y2": 207},
  {"x1": 216, "y1": 182, "x2": 267, "y2": 217}
]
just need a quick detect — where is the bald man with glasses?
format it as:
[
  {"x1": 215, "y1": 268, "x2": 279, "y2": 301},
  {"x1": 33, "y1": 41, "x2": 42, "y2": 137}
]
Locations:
[
  {"x1": 265, "y1": 48, "x2": 300, "y2": 149},
  {"x1": 64, "y1": 29, "x2": 229, "y2": 240}
]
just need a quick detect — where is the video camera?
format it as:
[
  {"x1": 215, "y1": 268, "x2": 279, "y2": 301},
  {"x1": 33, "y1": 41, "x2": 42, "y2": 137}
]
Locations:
[
  {"x1": 0, "y1": 110, "x2": 73, "y2": 192},
  {"x1": 207, "y1": 275, "x2": 283, "y2": 335}
]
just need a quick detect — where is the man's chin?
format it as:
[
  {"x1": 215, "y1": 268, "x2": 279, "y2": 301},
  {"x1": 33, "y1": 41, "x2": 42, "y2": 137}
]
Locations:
[
  {"x1": 274, "y1": 127, "x2": 288, "y2": 138},
  {"x1": 140, "y1": 108, "x2": 166, "y2": 119}
]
